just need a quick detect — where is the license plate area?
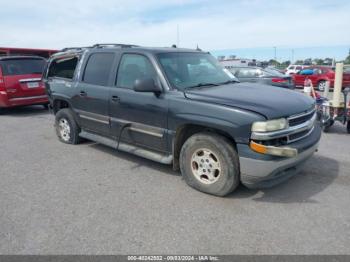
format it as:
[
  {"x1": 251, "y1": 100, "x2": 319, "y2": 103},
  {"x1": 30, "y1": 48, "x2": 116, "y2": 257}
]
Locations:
[{"x1": 27, "y1": 82, "x2": 40, "y2": 88}]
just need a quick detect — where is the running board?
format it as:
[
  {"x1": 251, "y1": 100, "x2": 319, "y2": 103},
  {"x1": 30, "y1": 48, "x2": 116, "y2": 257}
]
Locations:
[{"x1": 79, "y1": 131, "x2": 173, "y2": 164}]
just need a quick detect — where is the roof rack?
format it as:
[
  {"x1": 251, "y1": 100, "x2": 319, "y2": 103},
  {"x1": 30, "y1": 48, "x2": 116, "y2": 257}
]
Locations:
[
  {"x1": 60, "y1": 47, "x2": 90, "y2": 52},
  {"x1": 92, "y1": 43, "x2": 139, "y2": 48}
]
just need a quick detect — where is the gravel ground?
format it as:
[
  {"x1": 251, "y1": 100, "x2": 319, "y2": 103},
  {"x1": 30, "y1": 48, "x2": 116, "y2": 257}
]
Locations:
[{"x1": 0, "y1": 106, "x2": 349, "y2": 255}]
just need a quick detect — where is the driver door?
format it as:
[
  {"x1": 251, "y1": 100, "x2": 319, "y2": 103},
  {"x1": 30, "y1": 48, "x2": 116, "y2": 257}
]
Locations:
[{"x1": 109, "y1": 53, "x2": 168, "y2": 153}]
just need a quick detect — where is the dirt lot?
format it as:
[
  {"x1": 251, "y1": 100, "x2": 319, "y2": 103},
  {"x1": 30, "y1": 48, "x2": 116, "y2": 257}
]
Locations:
[{"x1": 0, "y1": 106, "x2": 349, "y2": 254}]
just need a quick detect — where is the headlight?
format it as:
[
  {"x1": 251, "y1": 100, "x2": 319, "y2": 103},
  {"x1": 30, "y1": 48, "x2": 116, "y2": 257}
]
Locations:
[{"x1": 252, "y1": 118, "x2": 288, "y2": 132}]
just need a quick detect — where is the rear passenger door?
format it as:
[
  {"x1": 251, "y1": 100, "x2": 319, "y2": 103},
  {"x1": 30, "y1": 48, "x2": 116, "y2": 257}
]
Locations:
[
  {"x1": 72, "y1": 52, "x2": 115, "y2": 136},
  {"x1": 109, "y1": 53, "x2": 168, "y2": 153}
]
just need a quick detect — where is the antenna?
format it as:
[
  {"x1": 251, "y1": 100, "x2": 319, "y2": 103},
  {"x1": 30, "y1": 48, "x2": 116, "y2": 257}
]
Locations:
[{"x1": 176, "y1": 24, "x2": 180, "y2": 47}]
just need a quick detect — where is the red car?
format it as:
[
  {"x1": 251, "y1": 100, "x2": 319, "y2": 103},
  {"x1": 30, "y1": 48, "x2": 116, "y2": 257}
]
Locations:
[
  {"x1": 0, "y1": 56, "x2": 48, "y2": 109},
  {"x1": 293, "y1": 66, "x2": 350, "y2": 91}
]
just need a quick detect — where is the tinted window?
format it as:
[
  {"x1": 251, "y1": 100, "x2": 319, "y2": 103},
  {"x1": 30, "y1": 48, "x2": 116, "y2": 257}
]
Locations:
[
  {"x1": 117, "y1": 54, "x2": 157, "y2": 89},
  {"x1": 296, "y1": 66, "x2": 302, "y2": 70},
  {"x1": 48, "y1": 57, "x2": 78, "y2": 79},
  {"x1": 83, "y1": 53, "x2": 115, "y2": 86},
  {"x1": 0, "y1": 58, "x2": 45, "y2": 76}
]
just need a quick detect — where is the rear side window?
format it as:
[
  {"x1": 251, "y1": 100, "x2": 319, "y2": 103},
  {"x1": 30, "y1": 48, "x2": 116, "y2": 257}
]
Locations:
[
  {"x1": 83, "y1": 53, "x2": 115, "y2": 86},
  {"x1": 48, "y1": 57, "x2": 78, "y2": 79},
  {"x1": 0, "y1": 58, "x2": 45, "y2": 76},
  {"x1": 116, "y1": 54, "x2": 157, "y2": 89}
]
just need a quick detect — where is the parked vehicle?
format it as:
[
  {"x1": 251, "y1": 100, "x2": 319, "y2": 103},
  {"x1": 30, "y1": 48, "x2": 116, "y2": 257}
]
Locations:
[
  {"x1": 0, "y1": 47, "x2": 57, "y2": 58},
  {"x1": 0, "y1": 56, "x2": 48, "y2": 109},
  {"x1": 293, "y1": 66, "x2": 350, "y2": 91},
  {"x1": 285, "y1": 64, "x2": 306, "y2": 75},
  {"x1": 44, "y1": 44, "x2": 321, "y2": 196},
  {"x1": 229, "y1": 66, "x2": 293, "y2": 88},
  {"x1": 320, "y1": 87, "x2": 350, "y2": 133}
]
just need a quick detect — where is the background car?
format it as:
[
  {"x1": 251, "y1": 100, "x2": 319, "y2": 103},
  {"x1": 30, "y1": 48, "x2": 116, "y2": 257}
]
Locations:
[
  {"x1": 0, "y1": 56, "x2": 48, "y2": 109},
  {"x1": 285, "y1": 64, "x2": 306, "y2": 75},
  {"x1": 229, "y1": 66, "x2": 293, "y2": 88},
  {"x1": 293, "y1": 66, "x2": 350, "y2": 91}
]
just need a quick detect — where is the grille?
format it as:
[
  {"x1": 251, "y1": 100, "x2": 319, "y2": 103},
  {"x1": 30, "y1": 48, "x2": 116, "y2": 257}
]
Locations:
[{"x1": 288, "y1": 108, "x2": 315, "y2": 127}]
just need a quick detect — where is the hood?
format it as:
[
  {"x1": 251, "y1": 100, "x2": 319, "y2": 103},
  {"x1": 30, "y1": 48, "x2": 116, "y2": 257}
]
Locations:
[{"x1": 184, "y1": 82, "x2": 315, "y2": 119}]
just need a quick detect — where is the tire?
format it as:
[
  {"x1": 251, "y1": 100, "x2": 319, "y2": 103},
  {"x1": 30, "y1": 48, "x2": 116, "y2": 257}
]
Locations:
[
  {"x1": 321, "y1": 119, "x2": 333, "y2": 133},
  {"x1": 347, "y1": 121, "x2": 350, "y2": 134},
  {"x1": 317, "y1": 80, "x2": 326, "y2": 91},
  {"x1": 43, "y1": 104, "x2": 49, "y2": 110},
  {"x1": 180, "y1": 132, "x2": 240, "y2": 196},
  {"x1": 55, "y1": 108, "x2": 81, "y2": 144}
]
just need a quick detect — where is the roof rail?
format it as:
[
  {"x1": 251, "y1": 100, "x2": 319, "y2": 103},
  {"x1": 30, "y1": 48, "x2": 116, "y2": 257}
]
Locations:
[
  {"x1": 92, "y1": 43, "x2": 139, "y2": 48},
  {"x1": 60, "y1": 47, "x2": 90, "y2": 52}
]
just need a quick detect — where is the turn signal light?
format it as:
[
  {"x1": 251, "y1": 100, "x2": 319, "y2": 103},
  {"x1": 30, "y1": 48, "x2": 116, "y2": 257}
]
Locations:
[{"x1": 250, "y1": 141, "x2": 298, "y2": 158}]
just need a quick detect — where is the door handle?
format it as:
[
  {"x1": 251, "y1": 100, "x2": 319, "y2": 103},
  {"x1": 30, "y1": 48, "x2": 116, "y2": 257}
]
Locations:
[
  {"x1": 79, "y1": 91, "x2": 87, "y2": 97},
  {"x1": 111, "y1": 95, "x2": 120, "y2": 102}
]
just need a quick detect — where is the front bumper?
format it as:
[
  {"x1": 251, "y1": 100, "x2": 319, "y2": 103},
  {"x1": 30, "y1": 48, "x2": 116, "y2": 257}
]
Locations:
[{"x1": 239, "y1": 124, "x2": 321, "y2": 188}]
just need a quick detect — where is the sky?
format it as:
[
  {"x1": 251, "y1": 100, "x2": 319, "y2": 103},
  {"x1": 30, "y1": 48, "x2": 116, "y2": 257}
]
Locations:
[{"x1": 0, "y1": 0, "x2": 349, "y2": 61}]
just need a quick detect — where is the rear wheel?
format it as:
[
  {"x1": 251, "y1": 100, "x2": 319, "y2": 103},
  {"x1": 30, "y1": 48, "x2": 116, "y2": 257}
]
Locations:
[
  {"x1": 180, "y1": 132, "x2": 240, "y2": 196},
  {"x1": 55, "y1": 108, "x2": 81, "y2": 144},
  {"x1": 347, "y1": 121, "x2": 350, "y2": 134},
  {"x1": 318, "y1": 80, "x2": 326, "y2": 91},
  {"x1": 43, "y1": 104, "x2": 49, "y2": 110}
]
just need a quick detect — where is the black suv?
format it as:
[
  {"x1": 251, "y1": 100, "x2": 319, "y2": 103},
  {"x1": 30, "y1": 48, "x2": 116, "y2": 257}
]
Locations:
[{"x1": 44, "y1": 44, "x2": 321, "y2": 196}]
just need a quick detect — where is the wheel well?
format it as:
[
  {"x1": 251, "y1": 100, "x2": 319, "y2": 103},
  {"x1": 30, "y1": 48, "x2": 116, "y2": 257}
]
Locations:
[
  {"x1": 53, "y1": 99, "x2": 70, "y2": 114},
  {"x1": 172, "y1": 124, "x2": 237, "y2": 170}
]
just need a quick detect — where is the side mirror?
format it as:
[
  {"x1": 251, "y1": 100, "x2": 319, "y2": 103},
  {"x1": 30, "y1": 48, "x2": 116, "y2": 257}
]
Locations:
[{"x1": 133, "y1": 78, "x2": 162, "y2": 93}]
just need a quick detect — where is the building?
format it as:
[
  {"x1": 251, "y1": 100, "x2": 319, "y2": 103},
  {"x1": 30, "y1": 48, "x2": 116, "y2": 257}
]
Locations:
[{"x1": 217, "y1": 56, "x2": 257, "y2": 68}]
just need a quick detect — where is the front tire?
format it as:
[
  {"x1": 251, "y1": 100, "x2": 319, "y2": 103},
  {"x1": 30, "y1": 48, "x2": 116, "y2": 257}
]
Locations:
[
  {"x1": 55, "y1": 108, "x2": 81, "y2": 144},
  {"x1": 180, "y1": 132, "x2": 240, "y2": 196}
]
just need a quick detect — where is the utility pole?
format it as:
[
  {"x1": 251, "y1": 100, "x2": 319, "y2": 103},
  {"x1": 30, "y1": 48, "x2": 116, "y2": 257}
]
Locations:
[
  {"x1": 273, "y1": 46, "x2": 277, "y2": 61},
  {"x1": 291, "y1": 49, "x2": 294, "y2": 63}
]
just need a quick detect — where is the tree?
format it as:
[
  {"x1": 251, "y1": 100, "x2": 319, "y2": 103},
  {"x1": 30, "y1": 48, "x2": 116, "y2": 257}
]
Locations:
[
  {"x1": 345, "y1": 55, "x2": 350, "y2": 64},
  {"x1": 313, "y1": 58, "x2": 324, "y2": 65},
  {"x1": 324, "y1": 58, "x2": 333, "y2": 65},
  {"x1": 295, "y1": 59, "x2": 304, "y2": 65},
  {"x1": 268, "y1": 59, "x2": 279, "y2": 66}
]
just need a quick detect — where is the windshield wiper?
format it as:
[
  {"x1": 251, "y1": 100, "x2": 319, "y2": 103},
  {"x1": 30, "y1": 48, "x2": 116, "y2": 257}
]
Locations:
[
  {"x1": 218, "y1": 79, "x2": 240, "y2": 85},
  {"x1": 185, "y1": 83, "x2": 220, "y2": 89}
]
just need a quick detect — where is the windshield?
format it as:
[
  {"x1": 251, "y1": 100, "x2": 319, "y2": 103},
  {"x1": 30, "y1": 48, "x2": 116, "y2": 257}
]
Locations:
[
  {"x1": 0, "y1": 58, "x2": 46, "y2": 76},
  {"x1": 157, "y1": 52, "x2": 236, "y2": 90}
]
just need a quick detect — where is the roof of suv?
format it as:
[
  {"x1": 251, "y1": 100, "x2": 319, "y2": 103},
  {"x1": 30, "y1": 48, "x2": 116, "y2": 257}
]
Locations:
[{"x1": 52, "y1": 44, "x2": 205, "y2": 58}]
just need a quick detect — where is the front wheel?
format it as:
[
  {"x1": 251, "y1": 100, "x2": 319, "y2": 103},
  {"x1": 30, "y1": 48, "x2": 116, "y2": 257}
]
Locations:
[
  {"x1": 180, "y1": 132, "x2": 240, "y2": 196},
  {"x1": 55, "y1": 108, "x2": 81, "y2": 144}
]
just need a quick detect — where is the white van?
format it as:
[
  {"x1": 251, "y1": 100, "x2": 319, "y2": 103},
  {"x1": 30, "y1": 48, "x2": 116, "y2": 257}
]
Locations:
[{"x1": 285, "y1": 65, "x2": 306, "y2": 75}]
